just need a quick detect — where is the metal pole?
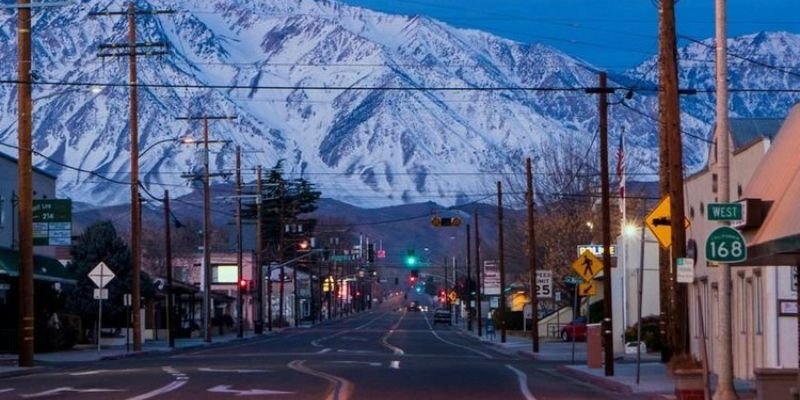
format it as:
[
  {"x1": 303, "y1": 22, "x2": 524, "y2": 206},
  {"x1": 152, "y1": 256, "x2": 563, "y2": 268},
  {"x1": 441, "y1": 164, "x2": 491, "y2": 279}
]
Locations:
[
  {"x1": 636, "y1": 204, "x2": 646, "y2": 384},
  {"x1": 16, "y1": 0, "x2": 35, "y2": 368},
  {"x1": 236, "y1": 147, "x2": 243, "y2": 338},
  {"x1": 97, "y1": 296, "x2": 102, "y2": 352},
  {"x1": 714, "y1": 0, "x2": 737, "y2": 398},
  {"x1": 466, "y1": 224, "x2": 472, "y2": 331},
  {"x1": 202, "y1": 116, "x2": 212, "y2": 343},
  {"x1": 497, "y1": 181, "x2": 507, "y2": 343},
  {"x1": 165, "y1": 190, "x2": 175, "y2": 348},
  {"x1": 255, "y1": 166, "x2": 264, "y2": 334},
  {"x1": 599, "y1": 71, "x2": 614, "y2": 376},
  {"x1": 572, "y1": 283, "x2": 578, "y2": 365},
  {"x1": 475, "y1": 210, "x2": 482, "y2": 337}
]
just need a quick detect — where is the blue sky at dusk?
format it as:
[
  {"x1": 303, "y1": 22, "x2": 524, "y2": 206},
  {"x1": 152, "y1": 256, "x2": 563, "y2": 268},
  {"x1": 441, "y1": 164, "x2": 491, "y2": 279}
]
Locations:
[{"x1": 341, "y1": 0, "x2": 800, "y2": 71}]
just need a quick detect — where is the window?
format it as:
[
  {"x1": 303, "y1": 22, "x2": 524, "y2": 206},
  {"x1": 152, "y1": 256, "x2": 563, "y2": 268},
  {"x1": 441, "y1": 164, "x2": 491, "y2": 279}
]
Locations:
[
  {"x1": 738, "y1": 272, "x2": 746, "y2": 334},
  {"x1": 700, "y1": 202, "x2": 705, "y2": 217},
  {"x1": 212, "y1": 265, "x2": 238, "y2": 283},
  {"x1": 754, "y1": 271, "x2": 763, "y2": 335},
  {"x1": 689, "y1": 206, "x2": 695, "y2": 219},
  {"x1": 737, "y1": 184, "x2": 743, "y2": 198},
  {"x1": 712, "y1": 173, "x2": 718, "y2": 194}
]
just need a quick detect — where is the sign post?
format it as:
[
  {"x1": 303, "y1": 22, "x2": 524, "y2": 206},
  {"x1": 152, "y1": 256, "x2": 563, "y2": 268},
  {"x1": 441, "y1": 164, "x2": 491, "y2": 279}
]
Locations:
[
  {"x1": 124, "y1": 293, "x2": 132, "y2": 352},
  {"x1": 89, "y1": 262, "x2": 115, "y2": 352}
]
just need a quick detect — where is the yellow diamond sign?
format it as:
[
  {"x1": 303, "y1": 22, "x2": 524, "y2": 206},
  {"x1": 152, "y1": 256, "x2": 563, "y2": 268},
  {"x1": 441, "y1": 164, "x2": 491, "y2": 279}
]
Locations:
[
  {"x1": 644, "y1": 195, "x2": 691, "y2": 249},
  {"x1": 579, "y1": 281, "x2": 597, "y2": 296},
  {"x1": 572, "y1": 250, "x2": 603, "y2": 282}
]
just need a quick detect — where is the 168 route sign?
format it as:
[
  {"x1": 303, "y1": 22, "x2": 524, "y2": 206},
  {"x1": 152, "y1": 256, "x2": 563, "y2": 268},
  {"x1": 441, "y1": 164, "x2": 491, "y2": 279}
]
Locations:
[{"x1": 706, "y1": 226, "x2": 747, "y2": 263}]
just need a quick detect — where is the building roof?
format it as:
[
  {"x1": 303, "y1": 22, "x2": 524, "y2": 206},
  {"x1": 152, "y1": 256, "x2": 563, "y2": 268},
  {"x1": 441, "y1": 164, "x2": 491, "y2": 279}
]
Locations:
[
  {"x1": 738, "y1": 106, "x2": 800, "y2": 265},
  {"x1": 0, "y1": 247, "x2": 77, "y2": 283},
  {"x1": 0, "y1": 151, "x2": 58, "y2": 180},
  {"x1": 729, "y1": 118, "x2": 784, "y2": 151}
]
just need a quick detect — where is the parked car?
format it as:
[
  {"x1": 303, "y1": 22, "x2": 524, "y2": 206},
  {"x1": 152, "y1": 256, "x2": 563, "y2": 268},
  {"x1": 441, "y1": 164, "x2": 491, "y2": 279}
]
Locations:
[
  {"x1": 560, "y1": 317, "x2": 587, "y2": 342},
  {"x1": 433, "y1": 309, "x2": 451, "y2": 325}
]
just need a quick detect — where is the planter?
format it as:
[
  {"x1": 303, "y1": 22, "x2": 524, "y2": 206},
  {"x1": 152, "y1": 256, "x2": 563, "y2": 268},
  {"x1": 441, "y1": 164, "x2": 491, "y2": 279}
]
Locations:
[
  {"x1": 754, "y1": 368, "x2": 799, "y2": 400},
  {"x1": 672, "y1": 368, "x2": 705, "y2": 400}
]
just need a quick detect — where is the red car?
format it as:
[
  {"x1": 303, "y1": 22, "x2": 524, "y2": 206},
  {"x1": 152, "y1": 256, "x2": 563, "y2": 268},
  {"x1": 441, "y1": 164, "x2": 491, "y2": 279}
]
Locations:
[{"x1": 560, "y1": 317, "x2": 587, "y2": 342}]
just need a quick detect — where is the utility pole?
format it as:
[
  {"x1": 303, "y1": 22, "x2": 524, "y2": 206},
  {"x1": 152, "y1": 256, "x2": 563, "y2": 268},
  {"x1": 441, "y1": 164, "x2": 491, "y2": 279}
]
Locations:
[
  {"x1": 599, "y1": 72, "x2": 615, "y2": 377},
  {"x1": 14, "y1": 0, "x2": 33, "y2": 368},
  {"x1": 90, "y1": 3, "x2": 172, "y2": 353},
  {"x1": 714, "y1": 0, "x2": 737, "y2": 398},
  {"x1": 164, "y1": 190, "x2": 175, "y2": 348},
  {"x1": 526, "y1": 157, "x2": 539, "y2": 353},
  {"x1": 256, "y1": 166, "x2": 265, "y2": 334},
  {"x1": 474, "y1": 210, "x2": 482, "y2": 337},
  {"x1": 658, "y1": 0, "x2": 689, "y2": 357},
  {"x1": 586, "y1": 72, "x2": 616, "y2": 376},
  {"x1": 497, "y1": 181, "x2": 507, "y2": 343},
  {"x1": 236, "y1": 146, "x2": 244, "y2": 338},
  {"x1": 178, "y1": 115, "x2": 235, "y2": 343}
]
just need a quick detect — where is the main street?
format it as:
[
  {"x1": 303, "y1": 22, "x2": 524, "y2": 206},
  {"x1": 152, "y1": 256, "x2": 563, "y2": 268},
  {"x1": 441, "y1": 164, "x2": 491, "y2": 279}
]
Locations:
[{"x1": 0, "y1": 295, "x2": 649, "y2": 399}]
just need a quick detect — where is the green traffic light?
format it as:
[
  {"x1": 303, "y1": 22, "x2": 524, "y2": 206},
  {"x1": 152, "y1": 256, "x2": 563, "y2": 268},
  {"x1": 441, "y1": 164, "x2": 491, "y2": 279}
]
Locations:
[{"x1": 405, "y1": 255, "x2": 417, "y2": 267}]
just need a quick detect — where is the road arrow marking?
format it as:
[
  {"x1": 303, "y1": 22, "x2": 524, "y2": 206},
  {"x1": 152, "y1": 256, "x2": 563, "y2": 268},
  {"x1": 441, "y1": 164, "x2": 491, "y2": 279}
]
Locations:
[
  {"x1": 198, "y1": 367, "x2": 270, "y2": 373},
  {"x1": 208, "y1": 385, "x2": 293, "y2": 396},
  {"x1": 22, "y1": 387, "x2": 125, "y2": 398}
]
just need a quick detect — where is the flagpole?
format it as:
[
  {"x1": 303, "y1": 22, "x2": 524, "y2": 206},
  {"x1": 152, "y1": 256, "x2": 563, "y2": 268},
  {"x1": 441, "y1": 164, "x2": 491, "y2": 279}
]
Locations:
[{"x1": 619, "y1": 128, "x2": 628, "y2": 333}]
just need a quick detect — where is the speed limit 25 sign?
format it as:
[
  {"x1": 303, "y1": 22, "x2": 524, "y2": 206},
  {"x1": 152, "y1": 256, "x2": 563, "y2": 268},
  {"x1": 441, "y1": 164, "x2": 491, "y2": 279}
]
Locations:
[
  {"x1": 706, "y1": 226, "x2": 747, "y2": 263},
  {"x1": 536, "y1": 270, "x2": 552, "y2": 298}
]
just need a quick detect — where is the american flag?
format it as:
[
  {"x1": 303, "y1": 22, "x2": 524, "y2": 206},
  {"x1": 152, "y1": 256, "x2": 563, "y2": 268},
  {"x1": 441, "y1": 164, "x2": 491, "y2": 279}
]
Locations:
[{"x1": 616, "y1": 132, "x2": 625, "y2": 213}]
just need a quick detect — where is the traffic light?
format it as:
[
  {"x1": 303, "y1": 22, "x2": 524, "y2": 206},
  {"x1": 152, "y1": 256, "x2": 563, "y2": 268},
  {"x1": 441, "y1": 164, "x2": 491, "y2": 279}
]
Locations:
[
  {"x1": 405, "y1": 250, "x2": 418, "y2": 267},
  {"x1": 431, "y1": 216, "x2": 462, "y2": 227},
  {"x1": 239, "y1": 279, "x2": 248, "y2": 293}
]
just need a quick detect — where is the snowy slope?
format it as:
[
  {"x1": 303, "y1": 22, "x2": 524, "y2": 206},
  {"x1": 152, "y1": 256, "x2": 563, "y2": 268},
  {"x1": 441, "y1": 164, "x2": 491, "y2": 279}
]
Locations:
[{"x1": 0, "y1": 0, "x2": 798, "y2": 207}]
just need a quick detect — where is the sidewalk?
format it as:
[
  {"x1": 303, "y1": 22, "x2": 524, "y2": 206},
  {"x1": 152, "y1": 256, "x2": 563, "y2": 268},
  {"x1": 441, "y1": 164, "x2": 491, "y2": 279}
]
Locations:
[
  {"x1": 0, "y1": 330, "x2": 269, "y2": 378},
  {"x1": 455, "y1": 319, "x2": 756, "y2": 399}
]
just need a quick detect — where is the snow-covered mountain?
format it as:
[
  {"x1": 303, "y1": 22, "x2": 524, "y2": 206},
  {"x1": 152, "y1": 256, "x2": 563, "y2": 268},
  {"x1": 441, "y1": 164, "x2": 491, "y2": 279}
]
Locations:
[{"x1": 0, "y1": 0, "x2": 798, "y2": 207}]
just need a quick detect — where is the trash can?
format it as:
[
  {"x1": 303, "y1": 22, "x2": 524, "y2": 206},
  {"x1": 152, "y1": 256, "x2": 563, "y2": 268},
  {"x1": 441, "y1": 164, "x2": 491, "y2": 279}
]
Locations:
[{"x1": 586, "y1": 323, "x2": 602, "y2": 369}]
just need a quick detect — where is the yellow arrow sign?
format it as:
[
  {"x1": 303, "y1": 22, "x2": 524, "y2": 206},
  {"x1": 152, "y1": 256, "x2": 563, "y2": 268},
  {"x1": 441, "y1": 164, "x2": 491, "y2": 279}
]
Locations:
[
  {"x1": 572, "y1": 250, "x2": 603, "y2": 281},
  {"x1": 644, "y1": 195, "x2": 691, "y2": 249},
  {"x1": 579, "y1": 282, "x2": 597, "y2": 296}
]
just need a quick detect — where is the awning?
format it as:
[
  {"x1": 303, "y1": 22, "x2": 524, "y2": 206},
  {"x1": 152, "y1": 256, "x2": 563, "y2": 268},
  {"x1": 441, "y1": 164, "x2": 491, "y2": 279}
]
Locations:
[
  {"x1": 735, "y1": 105, "x2": 800, "y2": 266},
  {"x1": 0, "y1": 247, "x2": 77, "y2": 284}
]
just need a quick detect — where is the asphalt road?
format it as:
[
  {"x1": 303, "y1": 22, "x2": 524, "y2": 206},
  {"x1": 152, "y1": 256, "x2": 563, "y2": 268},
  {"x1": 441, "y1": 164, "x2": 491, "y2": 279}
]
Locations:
[{"x1": 0, "y1": 295, "x2": 650, "y2": 399}]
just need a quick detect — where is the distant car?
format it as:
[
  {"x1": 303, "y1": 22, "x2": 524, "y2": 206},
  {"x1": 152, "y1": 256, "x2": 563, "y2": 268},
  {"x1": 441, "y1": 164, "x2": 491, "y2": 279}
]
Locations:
[
  {"x1": 433, "y1": 309, "x2": 451, "y2": 325},
  {"x1": 560, "y1": 317, "x2": 587, "y2": 342},
  {"x1": 407, "y1": 302, "x2": 421, "y2": 312}
]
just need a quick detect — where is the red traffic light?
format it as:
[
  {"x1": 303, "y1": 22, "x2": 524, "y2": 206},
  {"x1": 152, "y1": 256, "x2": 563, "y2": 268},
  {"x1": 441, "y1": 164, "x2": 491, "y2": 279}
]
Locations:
[{"x1": 239, "y1": 279, "x2": 248, "y2": 288}]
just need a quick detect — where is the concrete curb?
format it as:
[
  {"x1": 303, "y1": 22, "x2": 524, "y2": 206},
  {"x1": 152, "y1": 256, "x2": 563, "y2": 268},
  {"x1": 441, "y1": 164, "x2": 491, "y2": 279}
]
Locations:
[{"x1": 556, "y1": 365, "x2": 635, "y2": 395}]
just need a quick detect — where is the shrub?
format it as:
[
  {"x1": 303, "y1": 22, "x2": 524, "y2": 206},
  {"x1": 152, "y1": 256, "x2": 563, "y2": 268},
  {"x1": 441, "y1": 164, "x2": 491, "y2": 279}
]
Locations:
[{"x1": 624, "y1": 315, "x2": 663, "y2": 352}]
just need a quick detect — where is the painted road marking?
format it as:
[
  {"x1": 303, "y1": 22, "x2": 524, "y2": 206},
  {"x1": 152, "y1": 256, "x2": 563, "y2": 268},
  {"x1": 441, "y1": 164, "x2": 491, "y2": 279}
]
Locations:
[
  {"x1": 208, "y1": 385, "x2": 293, "y2": 396},
  {"x1": 381, "y1": 312, "x2": 407, "y2": 355},
  {"x1": 327, "y1": 361, "x2": 381, "y2": 367},
  {"x1": 505, "y1": 365, "x2": 537, "y2": 400},
  {"x1": 197, "y1": 367, "x2": 270, "y2": 373},
  {"x1": 311, "y1": 312, "x2": 389, "y2": 348},
  {"x1": 317, "y1": 348, "x2": 332, "y2": 354},
  {"x1": 123, "y1": 366, "x2": 188, "y2": 400},
  {"x1": 422, "y1": 313, "x2": 493, "y2": 359},
  {"x1": 389, "y1": 361, "x2": 400, "y2": 369},
  {"x1": 0, "y1": 389, "x2": 14, "y2": 394},
  {"x1": 21, "y1": 387, "x2": 125, "y2": 398},
  {"x1": 289, "y1": 360, "x2": 353, "y2": 400}
]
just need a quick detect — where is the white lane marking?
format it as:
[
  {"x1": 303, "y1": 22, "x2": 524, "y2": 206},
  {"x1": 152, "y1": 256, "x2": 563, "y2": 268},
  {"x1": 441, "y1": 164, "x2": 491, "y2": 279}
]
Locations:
[
  {"x1": 327, "y1": 361, "x2": 381, "y2": 367},
  {"x1": 125, "y1": 381, "x2": 187, "y2": 400},
  {"x1": 317, "y1": 348, "x2": 332, "y2": 354},
  {"x1": 22, "y1": 387, "x2": 125, "y2": 398},
  {"x1": 389, "y1": 361, "x2": 400, "y2": 369},
  {"x1": 208, "y1": 385, "x2": 293, "y2": 396},
  {"x1": 69, "y1": 370, "x2": 108, "y2": 376},
  {"x1": 288, "y1": 360, "x2": 353, "y2": 400},
  {"x1": 335, "y1": 349, "x2": 378, "y2": 355},
  {"x1": 197, "y1": 367, "x2": 270, "y2": 373},
  {"x1": 0, "y1": 389, "x2": 14, "y2": 394},
  {"x1": 505, "y1": 365, "x2": 537, "y2": 400},
  {"x1": 422, "y1": 313, "x2": 493, "y2": 359}
]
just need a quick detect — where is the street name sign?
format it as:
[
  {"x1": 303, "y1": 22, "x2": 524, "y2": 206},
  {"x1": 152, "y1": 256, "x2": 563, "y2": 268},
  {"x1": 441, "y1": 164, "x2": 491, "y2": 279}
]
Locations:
[
  {"x1": 707, "y1": 203, "x2": 743, "y2": 221},
  {"x1": 706, "y1": 226, "x2": 747, "y2": 263},
  {"x1": 576, "y1": 244, "x2": 616, "y2": 258}
]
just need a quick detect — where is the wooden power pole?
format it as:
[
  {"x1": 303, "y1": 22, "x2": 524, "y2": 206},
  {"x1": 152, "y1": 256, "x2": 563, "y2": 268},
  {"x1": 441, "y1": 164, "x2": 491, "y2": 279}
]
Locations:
[
  {"x1": 497, "y1": 181, "x2": 507, "y2": 343},
  {"x1": 526, "y1": 157, "x2": 539, "y2": 353}
]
